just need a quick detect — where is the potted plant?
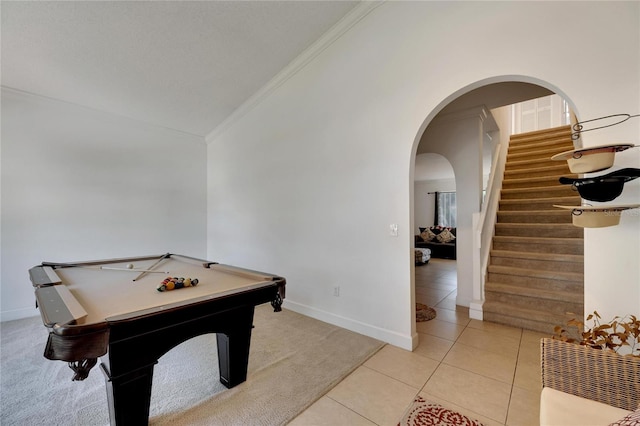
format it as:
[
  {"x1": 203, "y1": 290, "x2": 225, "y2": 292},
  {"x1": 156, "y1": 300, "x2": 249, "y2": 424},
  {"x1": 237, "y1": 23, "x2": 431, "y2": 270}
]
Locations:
[{"x1": 540, "y1": 311, "x2": 640, "y2": 424}]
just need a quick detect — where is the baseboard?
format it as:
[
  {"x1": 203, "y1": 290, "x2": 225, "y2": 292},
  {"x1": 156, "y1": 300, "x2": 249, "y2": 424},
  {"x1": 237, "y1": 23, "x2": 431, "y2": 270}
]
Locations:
[
  {"x1": 1, "y1": 306, "x2": 39, "y2": 322},
  {"x1": 283, "y1": 300, "x2": 414, "y2": 351},
  {"x1": 4, "y1": 301, "x2": 432, "y2": 351},
  {"x1": 411, "y1": 331, "x2": 420, "y2": 351},
  {"x1": 469, "y1": 299, "x2": 484, "y2": 321}
]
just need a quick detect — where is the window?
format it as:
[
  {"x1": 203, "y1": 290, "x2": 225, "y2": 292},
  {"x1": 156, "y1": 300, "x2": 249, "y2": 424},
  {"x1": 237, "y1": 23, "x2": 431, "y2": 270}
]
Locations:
[
  {"x1": 435, "y1": 191, "x2": 456, "y2": 227},
  {"x1": 511, "y1": 94, "x2": 571, "y2": 134}
]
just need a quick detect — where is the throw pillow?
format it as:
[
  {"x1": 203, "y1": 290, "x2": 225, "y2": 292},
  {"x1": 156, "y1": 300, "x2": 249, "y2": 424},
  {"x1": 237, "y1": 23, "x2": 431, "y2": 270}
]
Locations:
[
  {"x1": 436, "y1": 228, "x2": 456, "y2": 243},
  {"x1": 609, "y1": 408, "x2": 640, "y2": 426},
  {"x1": 420, "y1": 228, "x2": 437, "y2": 242}
]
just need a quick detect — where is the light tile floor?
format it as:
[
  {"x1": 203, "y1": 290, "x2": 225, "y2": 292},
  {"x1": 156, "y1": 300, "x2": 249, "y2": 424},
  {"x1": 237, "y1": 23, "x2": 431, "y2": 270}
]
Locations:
[{"x1": 289, "y1": 258, "x2": 544, "y2": 426}]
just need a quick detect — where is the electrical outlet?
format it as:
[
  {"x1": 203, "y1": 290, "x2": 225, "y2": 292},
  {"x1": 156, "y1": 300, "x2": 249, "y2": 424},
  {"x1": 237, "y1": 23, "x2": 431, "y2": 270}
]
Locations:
[
  {"x1": 390, "y1": 223, "x2": 398, "y2": 237},
  {"x1": 333, "y1": 286, "x2": 340, "y2": 297}
]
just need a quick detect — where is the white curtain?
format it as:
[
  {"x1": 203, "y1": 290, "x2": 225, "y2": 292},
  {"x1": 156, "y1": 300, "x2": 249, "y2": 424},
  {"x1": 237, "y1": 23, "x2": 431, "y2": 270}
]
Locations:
[{"x1": 435, "y1": 191, "x2": 456, "y2": 227}]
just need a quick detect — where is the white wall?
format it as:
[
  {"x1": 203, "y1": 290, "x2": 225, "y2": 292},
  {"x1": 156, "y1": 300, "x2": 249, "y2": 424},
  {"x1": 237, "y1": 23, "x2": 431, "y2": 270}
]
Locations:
[
  {"x1": 1, "y1": 89, "x2": 207, "y2": 320},
  {"x1": 207, "y1": 1, "x2": 639, "y2": 349},
  {"x1": 582, "y1": 119, "x2": 640, "y2": 322}
]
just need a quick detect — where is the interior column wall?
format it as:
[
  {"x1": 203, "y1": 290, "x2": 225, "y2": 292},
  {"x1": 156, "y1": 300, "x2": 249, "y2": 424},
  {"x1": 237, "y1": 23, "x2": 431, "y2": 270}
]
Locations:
[{"x1": 419, "y1": 111, "x2": 485, "y2": 306}]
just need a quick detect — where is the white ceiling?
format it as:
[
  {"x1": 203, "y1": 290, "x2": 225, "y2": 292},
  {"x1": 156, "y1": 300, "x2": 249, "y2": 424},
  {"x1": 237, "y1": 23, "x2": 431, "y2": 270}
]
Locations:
[{"x1": 1, "y1": 1, "x2": 359, "y2": 137}]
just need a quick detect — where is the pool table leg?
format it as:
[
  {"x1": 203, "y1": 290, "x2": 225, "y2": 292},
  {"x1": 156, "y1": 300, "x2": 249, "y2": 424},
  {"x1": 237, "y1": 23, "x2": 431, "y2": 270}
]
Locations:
[
  {"x1": 216, "y1": 306, "x2": 255, "y2": 388},
  {"x1": 101, "y1": 362, "x2": 155, "y2": 426}
]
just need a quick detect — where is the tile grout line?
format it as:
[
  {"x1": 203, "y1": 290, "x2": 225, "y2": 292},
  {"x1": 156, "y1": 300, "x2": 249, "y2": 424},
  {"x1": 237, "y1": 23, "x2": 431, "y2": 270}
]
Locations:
[
  {"x1": 324, "y1": 394, "x2": 381, "y2": 426},
  {"x1": 418, "y1": 266, "x2": 520, "y2": 425},
  {"x1": 504, "y1": 328, "x2": 525, "y2": 425}
]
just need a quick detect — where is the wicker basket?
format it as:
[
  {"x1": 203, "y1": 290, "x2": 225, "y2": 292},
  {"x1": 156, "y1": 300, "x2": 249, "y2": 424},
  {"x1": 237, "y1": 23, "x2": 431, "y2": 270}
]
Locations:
[{"x1": 541, "y1": 338, "x2": 640, "y2": 411}]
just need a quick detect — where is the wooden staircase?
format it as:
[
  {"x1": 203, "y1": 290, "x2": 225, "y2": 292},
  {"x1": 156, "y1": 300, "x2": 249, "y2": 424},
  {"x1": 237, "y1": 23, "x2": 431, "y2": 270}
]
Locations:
[{"x1": 483, "y1": 125, "x2": 584, "y2": 334}]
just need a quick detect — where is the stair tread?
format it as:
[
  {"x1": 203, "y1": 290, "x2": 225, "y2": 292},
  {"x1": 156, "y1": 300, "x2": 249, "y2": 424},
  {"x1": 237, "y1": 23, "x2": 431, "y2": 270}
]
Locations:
[
  {"x1": 507, "y1": 146, "x2": 573, "y2": 159},
  {"x1": 483, "y1": 300, "x2": 582, "y2": 316},
  {"x1": 504, "y1": 164, "x2": 571, "y2": 175},
  {"x1": 507, "y1": 146, "x2": 574, "y2": 158},
  {"x1": 506, "y1": 158, "x2": 558, "y2": 166},
  {"x1": 499, "y1": 196, "x2": 580, "y2": 204},
  {"x1": 483, "y1": 302, "x2": 581, "y2": 331},
  {"x1": 502, "y1": 174, "x2": 575, "y2": 184},
  {"x1": 501, "y1": 185, "x2": 573, "y2": 193},
  {"x1": 509, "y1": 140, "x2": 574, "y2": 151},
  {"x1": 485, "y1": 281, "x2": 583, "y2": 303},
  {"x1": 494, "y1": 223, "x2": 582, "y2": 235},
  {"x1": 488, "y1": 264, "x2": 583, "y2": 281},
  {"x1": 493, "y1": 235, "x2": 583, "y2": 243},
  {"x1": 509, "y1": 126, "x2": 572, "y2": 140},
  {"x1": 490, "y1": 249, "x2": 583, "y2": 263},
  {"x1": 483, "y1": 301, "x2": 582, "y2": 320},
  {"x1": 498, "y1": 210, "x2": 570, "y2": 216},
  {"x1": 496, "y1": 222, "x2": 578, "y2": 228},
  {"x1": 504, "y1": 162, "x2": 568, "y2": 170},
  {"x1": 496, "y1": 210, "x2": 575, "y2": 224}
]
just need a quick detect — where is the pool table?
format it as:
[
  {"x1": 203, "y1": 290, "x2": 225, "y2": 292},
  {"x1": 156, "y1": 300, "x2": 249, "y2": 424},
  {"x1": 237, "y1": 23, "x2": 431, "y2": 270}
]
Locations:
[{"x1": 29, "y1": 253, "x2": 286, "y2": 426}]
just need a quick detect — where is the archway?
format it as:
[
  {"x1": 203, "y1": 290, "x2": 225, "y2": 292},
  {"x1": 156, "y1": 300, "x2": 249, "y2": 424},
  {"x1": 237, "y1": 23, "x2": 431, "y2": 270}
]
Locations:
[
  {"x1": 414, "y1": 153, "x2": 458, "y2": 315},
  {"x1": 409, "y1": 76, "x2": 578, "y2": 341}
]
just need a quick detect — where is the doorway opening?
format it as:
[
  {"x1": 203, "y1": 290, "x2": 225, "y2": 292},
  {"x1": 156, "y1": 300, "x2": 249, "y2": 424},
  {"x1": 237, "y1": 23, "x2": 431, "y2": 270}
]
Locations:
[{"x1": 411, "y1": 77, "x2": 578, "y2": 336}]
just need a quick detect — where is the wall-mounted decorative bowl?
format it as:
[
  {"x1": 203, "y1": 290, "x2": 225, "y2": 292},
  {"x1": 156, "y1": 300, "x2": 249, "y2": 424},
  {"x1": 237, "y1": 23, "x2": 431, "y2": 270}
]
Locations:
[
  {"x1": 558, "y1": 168, "x2": 640, "y2": 202},
  {"x1": 554, "y1": 204, "x2": 640, "y2": 228},
  {"x1": 551, "y1": 144, "x2": 636, "y2": 173}
]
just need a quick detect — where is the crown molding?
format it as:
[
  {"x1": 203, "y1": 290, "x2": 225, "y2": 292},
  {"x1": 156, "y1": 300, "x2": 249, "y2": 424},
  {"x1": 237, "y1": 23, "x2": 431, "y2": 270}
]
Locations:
[
  {"x1": 205, "y1": 1, "x2": 385, "y2": 144},
  {"x1": 1, "y1": 86, "x2": 206, "y2": 141}
]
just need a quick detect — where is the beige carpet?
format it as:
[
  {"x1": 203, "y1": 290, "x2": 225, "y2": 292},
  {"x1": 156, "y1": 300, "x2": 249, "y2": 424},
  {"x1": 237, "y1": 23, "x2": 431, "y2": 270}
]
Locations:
[{"x1": 0, "y1": 305, "x2": 384, "y2": 425}]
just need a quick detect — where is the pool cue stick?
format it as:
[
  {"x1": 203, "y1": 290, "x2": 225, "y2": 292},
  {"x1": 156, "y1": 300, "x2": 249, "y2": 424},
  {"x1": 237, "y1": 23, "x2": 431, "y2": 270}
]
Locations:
[
  {"x1": 133, "y1": 253, "x2": 171, "y2": 281},
  {"x1": 99, "y1": 266, "x2": 169, "y2": 273},
  {"x1": 56, "y1": 265, "x2": 169, "y2": 273},
  {"x1": 41, "y1": 261, "x2": 165, "y2": 272}
]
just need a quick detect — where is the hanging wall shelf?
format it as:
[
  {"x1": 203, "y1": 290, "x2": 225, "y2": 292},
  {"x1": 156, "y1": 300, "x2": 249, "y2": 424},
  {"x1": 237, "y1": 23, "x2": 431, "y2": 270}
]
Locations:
[
  {"x1": 551, "y1": 143, "x2": 636, "y2": 173},
  {"x1": 551, "y1": 112, "x2": 640, "y2": 228},
  {"x1": 554, "y1": 204, "x2": 640, "y2": 228},
  {"x1": 558, "y1": 168, "x2": 640, "y2": 202},
  {"x1": 570, "y1": 113, "x2": 640, "y2": 141}
]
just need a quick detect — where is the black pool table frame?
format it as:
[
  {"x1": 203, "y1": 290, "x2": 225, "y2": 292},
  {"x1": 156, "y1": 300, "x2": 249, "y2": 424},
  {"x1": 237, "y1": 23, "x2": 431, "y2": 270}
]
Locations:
[{"x1": 29, "y1": 253, "x2": 286, "y2": 426}]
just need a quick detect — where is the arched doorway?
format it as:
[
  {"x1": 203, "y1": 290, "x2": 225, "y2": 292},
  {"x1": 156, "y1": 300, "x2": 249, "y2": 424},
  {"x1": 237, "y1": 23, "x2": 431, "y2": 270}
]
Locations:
[
  {"x1": 410, "y1": 76, "x2": 579, "y2": 338},
  {"x1": 414, "y1": 153, "x2": 458, "y2": 316}
]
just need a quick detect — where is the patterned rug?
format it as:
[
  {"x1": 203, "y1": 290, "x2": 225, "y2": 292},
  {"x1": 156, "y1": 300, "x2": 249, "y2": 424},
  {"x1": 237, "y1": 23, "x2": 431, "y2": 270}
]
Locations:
[
  {"x1": 416, "y1": 303, "x2": 436, "y2": 322},
  {"x1": 398, "y1": 396, "x2": 484, "y2": 426}
]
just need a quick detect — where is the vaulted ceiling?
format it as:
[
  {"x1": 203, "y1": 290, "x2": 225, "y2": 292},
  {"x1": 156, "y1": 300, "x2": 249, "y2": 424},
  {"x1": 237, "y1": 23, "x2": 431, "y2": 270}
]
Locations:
[
  {"x1": 1, "y1": 1, "x2": 359, "y2": 137},
  {"x1": 2, "y1": 2, "x2": 557, "y2": 184}
]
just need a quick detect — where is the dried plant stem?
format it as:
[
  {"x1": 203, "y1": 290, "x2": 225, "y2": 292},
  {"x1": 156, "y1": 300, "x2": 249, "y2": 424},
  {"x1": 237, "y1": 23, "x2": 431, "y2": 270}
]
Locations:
[{"x1": 553, "y1": 311, "x2": 640, "y2": 357}]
